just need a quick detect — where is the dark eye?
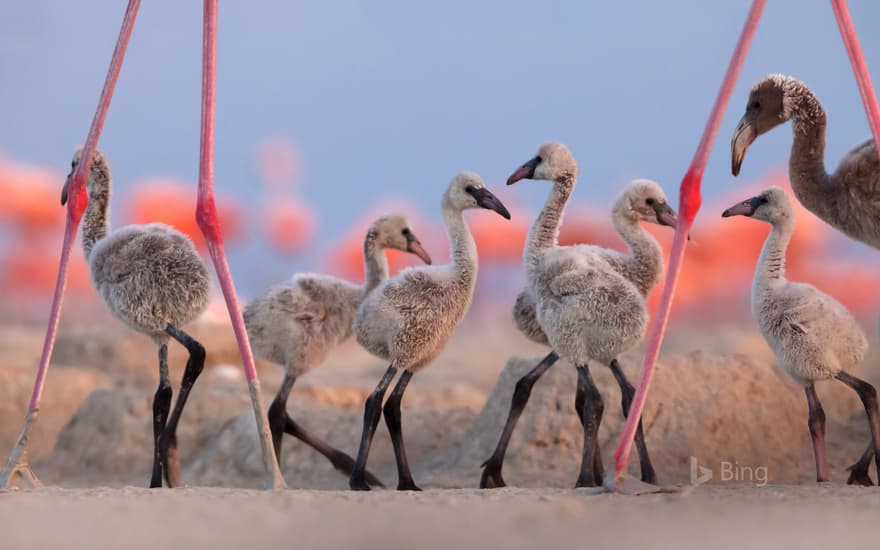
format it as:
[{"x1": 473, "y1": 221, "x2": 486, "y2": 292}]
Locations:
[
  {"x1": 401, "y1": 228, "x2": 411, "y2": 237},
  {"x1": 750, "y1": 100, "x2": 761, "y2": 110},
  {"x1": 645, "y1": 198, "x2": 655, "y2": 206},
  {"x1": 464, "y1": 185, "x2": 474, "y2": 193}
]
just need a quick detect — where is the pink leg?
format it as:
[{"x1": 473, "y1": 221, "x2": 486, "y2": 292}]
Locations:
[
  {"x1": 195, "y1": 0, "x2": 285, "y2": 489},
  {"x1": 607, "y1": 0, "x2": 766, "y2": 492},
  {"x1": 0, "y1": 0, "x2": 142, "y2": 488},
  {"x1": 830, "y1": 0, "x2": 880, "y2": 155}
]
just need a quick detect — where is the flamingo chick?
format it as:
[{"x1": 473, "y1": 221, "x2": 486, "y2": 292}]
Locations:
[
  {"x1": 482, "y1": 167, "x2": 676, "y2": 488},
  {"x1": 485, "y1": 143, "x2": 675, "y2": 488},
  {"x1": 723, "y1": 187, "x2": 880, "y2": 485},
  {"x1": 244, "y1": 214, "x2": 431, "y2": 487},
  {"x1": 63, "y1": 148, "x2": 210, "y2": 488},
  {"x1": 349, "y1": 172, "x2": 510, "y2": 490}
]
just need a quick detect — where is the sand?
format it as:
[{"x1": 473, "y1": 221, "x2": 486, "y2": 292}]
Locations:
[
  {"x1": 3, "y1": 485, "x2": 879, "y2": 550},
  {"x1": 2, "y1": 320, "x2": 880, "y2": 548}
]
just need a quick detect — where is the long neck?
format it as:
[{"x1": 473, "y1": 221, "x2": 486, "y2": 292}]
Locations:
[
  {"x1": 754, "y1": 220, "x2": 793, "y2": 293},
  {"x1": 442, "y1": 202, "x2": 477, "y2": 288},
  {"x1": 612, "y1": 213, "x2": 664, "y2": 296},
  {"x1": 525, "y1": 176, "x2": 574, "y2": 270},
  {"x1": 362, "y1": 229, "x2": 390, "y2": 292},
  {"x1": 786, "y1": 82, "x2": 832, "y2": 213},
  {"x1": 82, "y1": 168, "x2": 111, "y2": 259}
]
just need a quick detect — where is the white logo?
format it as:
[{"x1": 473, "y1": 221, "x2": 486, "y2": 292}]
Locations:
[
  {"x1": 689, "y1": 456, "x2": 712, "y2": 486},
  {"x1": 689, "y1": 457, "x2": 768, "y2": 486}
]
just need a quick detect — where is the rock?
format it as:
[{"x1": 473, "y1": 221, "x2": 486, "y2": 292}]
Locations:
[
  {"x1": 0, "y1": 363, "x2": 112, "y2": 461},
  {"x1": 40, "y1": 386, "x2": 251, "y2": 486},
  {"x1": 433, "y1": 352, "x2": 864, "y2": 487},
  {"x1": 187, "y1": 406, "x2": 475, "y2": 489}
]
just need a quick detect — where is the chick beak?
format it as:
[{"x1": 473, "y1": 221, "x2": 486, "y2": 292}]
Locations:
[
  {"x1": 61, "y1": 173, "x2": 72, "y2": 206},
  {"x1": 406, "y1": 235, "x2": 432, "y2": 265},
  {"x1": 653, "y1": 202, "x2": 678, "y2": 229},
  {"x1": 722, "y1": 196, "x2": 762, "y2": 218},
  {"x1": 467, "y1": 187, "x2": 511, "y2": 220},
  {"x1": 506, "y1": 156, "x2": 541, "y2": 185}
]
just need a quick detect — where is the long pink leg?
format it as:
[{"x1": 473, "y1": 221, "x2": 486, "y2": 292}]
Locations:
[
  {"x1": 195, "y1": 0, "x2": 286, "y2": 489},
  {"x1": 606, "y1": 0, "x2": 766, "y2": 492},
  {"x1": 0, "y1": 0, "x2": 142, "y2": 489},
  {"x1": 830, "y1": 0, "x2": 880, "y2": 154}
]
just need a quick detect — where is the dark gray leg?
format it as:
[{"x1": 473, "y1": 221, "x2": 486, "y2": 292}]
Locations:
[
  {"x1": 269, "y1": 373, "x2": 383, "y2": 487},
  {"x1": 480, "y1": 352, "x2": 559, "y2": 489},
  {"x1": 268, "y1": 374, "x2": 296, "y2": 465},
  {"x1": 350, "y1": 366, "x2": 397, "y2": 491},
  {"x1": 150, "y1": 344, "x2": 172, "y2": 488},
  {"x1": 846, "y1": 443, "x2": 874, "y2": 486},
  {"x1": 574, "y1": 366, "x2": 603, "y2": 483},
  {"x1": 158, "y1": 325, "x2": 206, "y2": 488},
  {"x1": 805, "y1": 384, "x2": 829, "y2": 482},
  {"x1": 574, "y1": 364, "x2": 604, "y2": 488},
  {"x1": 836, "y1": 371, "x2": 880, "y2": 486},
  {"x1": 609, "y1": 359, "x2": 657, "y2": 484},
  {"x1": 283, "y1": 416, "x2": 384, "y2": 488},
  {"x1": 383, "y1": 370, "x2": 419, "y2": 490}
]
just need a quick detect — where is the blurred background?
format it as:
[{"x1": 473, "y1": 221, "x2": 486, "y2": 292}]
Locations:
[{"x1": 1, "y1": 0, "x2": 878, "y2": 327}]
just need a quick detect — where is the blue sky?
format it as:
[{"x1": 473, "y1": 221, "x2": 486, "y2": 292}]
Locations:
[{"x1": 2, "y1": 1, "x2": 878, "y2": 289}]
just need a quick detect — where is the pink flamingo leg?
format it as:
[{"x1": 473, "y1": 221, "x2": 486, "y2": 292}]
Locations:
[
  {"x1": 607, "y1": 0, "x2": 766, "y2": 492},
  {"x1": 0, "y1": 0, "x2": 142, "y2": 489},
  {"x1": 830, "y1": 0, "x2": 880, "y2": 154},
  {"x1": 196, "y1": 0, "x2": 286, "y2": 489}
]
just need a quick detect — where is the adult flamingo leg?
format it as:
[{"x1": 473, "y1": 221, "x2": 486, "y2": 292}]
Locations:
[
  {"x1": 195, "y1": 0, "x2": 286, "y2": 489},
  {"x1": 0, "y1": 0, "x2": 142, "y2": 488},
  {"x1": 606, "y1": 0, "x2": 766, "y2": 493},
  {"x1": 830, "y1": 0, "x2": 880, "y2": 155}
]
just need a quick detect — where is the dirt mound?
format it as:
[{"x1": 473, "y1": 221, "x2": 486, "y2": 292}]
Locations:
[
  {"x1": 433, "y1": 352, "x2": 867, "y2": 487},
  {"x1": 37, "y1": 378, "x2": 475, "y2": 489},
  {"x1": 273, "y1": 380, "x2": 486, "y2": 411},
  {"x1": 51, "y1": 321, "x2": 273, "y2": 387},
  {"x1": 187, "y1": 406, "x2": 475, "y2": 489},
  {"x1": 39, "y1": 386, "x2": 251, "y2": 486},
  {"x1": 0, "y1": 363, "x2": 112, "y2": 461},
  {"x1": 23, "y1": 349, "x2": 877, "y2": 490}
]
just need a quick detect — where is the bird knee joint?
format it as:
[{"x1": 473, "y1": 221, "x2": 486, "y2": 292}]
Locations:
[
  {"x1": 267, "y1": 400, "x2": 286, "y2": 424},
  {"x1": 366, "y1": 392, "x2": 383, "y2": 411},
  {"x1": 513, "y1": 380, "x2": 533, "y2": 402},
  {"x1": 862, "y1": 383, "x2": 878, "y2": 405},
  {"x1": 153, "y1": 386, "x2": 172, "y2": 407},
  {"x1": 808, "y1": 410, "x2": 825, "y2": 432},
  {"x1": 382, "y1": 397, "x2": 400, "y2": 420},
  {"x1": 190, "y1": 343, "x2": 206, "y2": 363}
]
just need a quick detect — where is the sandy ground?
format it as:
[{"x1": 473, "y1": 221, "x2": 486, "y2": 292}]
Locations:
[
  {"x1": 2, "y1": 317, "x2": 880, "y2": 548},
  {"x1": 2, "y1": 485, "x2": 880, "y2": 550}
]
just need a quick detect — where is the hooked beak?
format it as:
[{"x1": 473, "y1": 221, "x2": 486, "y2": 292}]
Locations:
[
  {"x1": 405, "y1": 234, "x2": 432, "y2": 265},
  {"x1": 722, "y1": 195, "x2": 763, "y2": 218},
  {"x1": 467, "y1": 187, "x2": 511, "y2": 219},
  {"x1": 61, "y1": 173, "x2": 72, "y2": 206},
  {"x1": 652, "y1": 201, "x2": 678, "y2": 229},
  {"x1": 506, "y1": 156, "x2": 541, "y2": 185},
  {"x1": 731, "y1": 113, "x2": 757, "y2": 177}
]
